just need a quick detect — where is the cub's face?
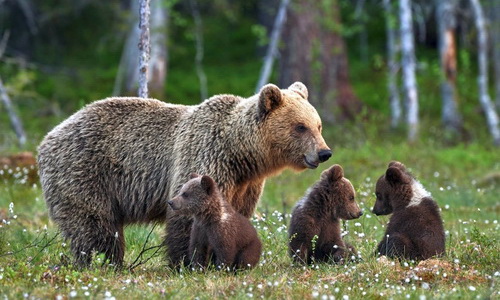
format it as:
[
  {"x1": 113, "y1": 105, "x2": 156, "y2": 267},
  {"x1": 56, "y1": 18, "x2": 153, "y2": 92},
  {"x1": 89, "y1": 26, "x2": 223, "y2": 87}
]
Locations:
[
  {"x1": 321, "y1": 164, "x2": 363, "y2": 220},
  {"x1": 169, "y1": 174, "x2": 215, "y2": 215},
  {"x1": 373, "y1": 175, "x2": 394, "y2": 216},
  {"x1": 335, "y1": 178, "x2": 363, "y2": 220},
  {"x1": 258, "y1": 83, "x2": 332, "y2": 171},
  {"x1": 372, "y1": 161, "x2": 413, "y2": 215}
]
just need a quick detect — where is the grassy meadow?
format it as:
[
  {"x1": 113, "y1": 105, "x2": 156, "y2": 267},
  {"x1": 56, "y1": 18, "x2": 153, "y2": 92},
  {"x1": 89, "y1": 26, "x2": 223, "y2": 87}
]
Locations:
[{"x1": 0, "y1": 118, "x2": 498, "y2": 299}]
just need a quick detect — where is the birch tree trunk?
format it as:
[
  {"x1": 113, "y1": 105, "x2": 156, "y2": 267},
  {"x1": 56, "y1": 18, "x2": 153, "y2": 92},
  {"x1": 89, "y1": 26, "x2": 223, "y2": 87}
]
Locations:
[
  {"x1": 255, "y1": 0, "x2": 290, "y2": 93},
  {"x1": 400, "y1": 0, "x2": 419, "y2": 142},
  {"x1": 138, "y1": 0, "x2": 151, "y2": 98},
  {"x1": 384, "y1": 0, "x2": 401, "y2": 128},
  {"x1": 437, "y1": 0, "x2": 463, "y2": 134},
  {"x1": 114, "y1": 0, "x2": 168, "y2": 98},
  {"x1": 190, "y1": 0, "x2": 208, "y2": 101},
  {"x1": 0, "y1": 77, "x2": 26, "y2": 146},
  {"x1": 470, "y1": 0, "x2": 500, "y2": 145}
]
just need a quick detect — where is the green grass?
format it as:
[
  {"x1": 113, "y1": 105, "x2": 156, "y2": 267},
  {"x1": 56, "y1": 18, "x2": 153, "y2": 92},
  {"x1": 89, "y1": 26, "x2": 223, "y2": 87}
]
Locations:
[{"x1": 0, "y1": 120, "x2": 498, "y2": 299}]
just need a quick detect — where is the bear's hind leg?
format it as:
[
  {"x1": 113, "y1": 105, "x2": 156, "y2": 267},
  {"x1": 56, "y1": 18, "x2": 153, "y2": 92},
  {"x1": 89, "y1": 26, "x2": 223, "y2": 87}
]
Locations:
[
  {"x1": 237, "y1": 239, "x2": 262, "y2": 269},
  {"x1": 377, "y1": 233, "x2": 414, "y2": 260},
  {"x1": 69, "y1": 217, "x2": 125, "y2": 268}
]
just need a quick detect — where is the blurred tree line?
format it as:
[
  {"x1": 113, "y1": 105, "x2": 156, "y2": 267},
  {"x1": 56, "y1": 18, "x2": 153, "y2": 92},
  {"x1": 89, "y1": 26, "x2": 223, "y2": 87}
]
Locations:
[{"x1": 0, "y1": 0, "x2": 500, "y2": 147}]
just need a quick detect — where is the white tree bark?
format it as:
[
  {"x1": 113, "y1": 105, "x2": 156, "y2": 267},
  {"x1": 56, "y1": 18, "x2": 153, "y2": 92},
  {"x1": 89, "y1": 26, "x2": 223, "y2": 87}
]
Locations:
[
  {"x1": 255, "y1": 0, "x2": 290, "y2": 93},
  {"x1": 114, "y1": 0, "x2": 167, "y2": 98},
  {"x1": 190, "y1": 0, "x2": 208, "y2": 101},
  {"x1": 470, "y1": 0, "x2": 500, "y2": 145},
  {"x1": 384, "y1": 0, "x2": 401, "y2": 128},
  {"x1": 0, "y1": 77, "x2": 26, "y2": 146},
  {"x1": 400, "y1": 0, "x2": 419, "y2": 142},
  {"x1": 437, "y1": 0, "x2": 462, "y2": 133},
  {"x1": 138, "y1": 0, "x2": 151, "y2": 98}
]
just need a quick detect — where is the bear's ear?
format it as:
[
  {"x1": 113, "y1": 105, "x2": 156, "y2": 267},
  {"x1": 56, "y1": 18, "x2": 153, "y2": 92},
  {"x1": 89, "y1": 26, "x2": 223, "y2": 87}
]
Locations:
[
  {"x1": 388, "y1": 161, "x2": 406, "y2": 171},
  {"x1": 288, "y1": 82, "x2": 308, "y2": 100},
  {"x1": 200, "y1": 175, "x2": 216, "y2": 195},
  {"x1": 330, "y1": 164, "x2": 344, "y2": 181},
  {"x1": 321, "y1": 164, "x2": 344, "y2": 181},
  {"x1": 258, "y1": 84, "x2": 283, "y2": 119},
  {"x1": 189, "y1": 173, "x2": 200, "y2": 179},
  {"x1": 385, "y1": 167, "x2": 411, "y2": 185}
]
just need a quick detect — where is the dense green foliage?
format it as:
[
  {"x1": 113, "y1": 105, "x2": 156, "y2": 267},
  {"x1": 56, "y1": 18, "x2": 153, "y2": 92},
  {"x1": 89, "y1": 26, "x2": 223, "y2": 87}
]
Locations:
[{"x1": 0, "y1": 1, "x2": 499, "y2": 299}]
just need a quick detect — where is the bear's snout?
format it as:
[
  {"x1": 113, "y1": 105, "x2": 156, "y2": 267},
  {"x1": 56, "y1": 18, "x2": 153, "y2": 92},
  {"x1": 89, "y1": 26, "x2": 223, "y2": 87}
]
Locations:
[
  {"x1": 318, "y1": 149, "x2": 332, "y2": 163},
  {"x1": 168, "y1": 199, "x2": 181, "y2": 210}
]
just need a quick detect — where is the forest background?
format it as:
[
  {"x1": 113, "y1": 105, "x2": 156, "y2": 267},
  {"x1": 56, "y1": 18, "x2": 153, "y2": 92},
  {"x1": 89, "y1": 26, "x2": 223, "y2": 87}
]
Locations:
[{"x1": 0, "y1": 0, "x2": 498, "y2": 299}]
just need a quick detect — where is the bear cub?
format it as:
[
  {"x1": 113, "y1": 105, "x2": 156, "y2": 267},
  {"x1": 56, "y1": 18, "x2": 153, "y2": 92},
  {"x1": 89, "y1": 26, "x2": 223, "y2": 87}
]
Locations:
[
  {"x1": 289, "y1": 164, "x2": 363, "y2": 264},
  {"x1": 373, "y1": 161, "x2": 445, "y2": 260},
  {"x1": 169, "y1": 174, "x2": 262, "y2": 270}
]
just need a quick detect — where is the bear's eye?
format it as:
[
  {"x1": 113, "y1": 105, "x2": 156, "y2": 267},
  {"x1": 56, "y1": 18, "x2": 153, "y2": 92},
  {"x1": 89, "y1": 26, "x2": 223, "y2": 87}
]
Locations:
[
  {"x1": 182, "y1": 192, "x2": 188, "y2": 197},
  {"x1": 295, "y1": 124, "x2": 308, "y2": 133},
  {"x1": 350, "y1": 196, "x2": 355, "y2": 201}
]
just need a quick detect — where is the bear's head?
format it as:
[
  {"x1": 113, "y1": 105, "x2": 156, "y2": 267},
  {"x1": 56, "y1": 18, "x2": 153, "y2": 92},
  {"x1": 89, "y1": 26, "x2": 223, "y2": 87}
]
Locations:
[
  {"x1": 372, "y1": 161, "x2": 430, "y2": 215},
  {"x1": 319, "y1": 164, "x2": 363, "y2": 220},
  {"x1": 168, "y1": 173, "x2": 218, "y2": 215},
  {"x1": 257, "y1": 82, "x2": 332, "y2": 171}
]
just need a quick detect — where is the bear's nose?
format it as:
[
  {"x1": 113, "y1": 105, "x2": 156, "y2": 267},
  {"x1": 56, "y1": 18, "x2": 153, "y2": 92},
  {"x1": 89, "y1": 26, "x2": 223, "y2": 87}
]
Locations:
[
  {"x1": 168, "y1": 200, "x2": 174, "y2": 207},
  {"x1": 358, "y1": 211, "x2": 363, "y2": 217},
  {"x1": 318, "y1": 149, "x2": 332, "y2": 162}
]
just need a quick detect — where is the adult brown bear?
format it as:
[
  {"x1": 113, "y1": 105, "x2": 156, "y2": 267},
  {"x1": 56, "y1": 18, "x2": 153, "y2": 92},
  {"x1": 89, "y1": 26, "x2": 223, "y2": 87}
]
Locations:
[{"x1": 37, "y1": 82, "x2": 331, "y2": 267}]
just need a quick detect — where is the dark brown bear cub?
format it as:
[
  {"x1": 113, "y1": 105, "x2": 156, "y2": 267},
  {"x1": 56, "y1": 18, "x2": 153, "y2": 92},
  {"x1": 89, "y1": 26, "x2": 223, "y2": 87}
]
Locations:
[
  {"x1": 169, "y1": 174, "x2": 262, "y2": 270},
  {"x1": 373, "y1": 161, "x2": 445, "y2": 260},
  {"x1": 289, "y1": 164, "x2": 363, "y2": 264}
]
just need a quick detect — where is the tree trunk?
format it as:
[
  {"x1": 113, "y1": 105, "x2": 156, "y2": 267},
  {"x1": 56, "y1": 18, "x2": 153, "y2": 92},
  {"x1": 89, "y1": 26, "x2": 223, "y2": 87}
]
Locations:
[
  {"x1": 0, "y1": 77, "x2": 26, "y2": 147},
  {"x1": 470, "y1": 0, "x2": 500, "y2": 145},
  {"x1": 437, "y1": 0, "x2": 463, "y2": 134},
  {"x1": 384, "y1": 0, "x2": 402, "y2": 128},
  {"x1": 279, "y1": 0, "x2": 362, "y2": 123},
  {"x1": 400, "y1": 0, "x2": 419, "y2": 142},
  {"x1": 114, "y1": 0, "x2": 167, "y2": 98},
  {"x1": 255, "y1": 0, "x2": 290, "y2": 93},
  {"x1": 138, "y1": 0, "x2": 150, "y2": 98},
  {"x1": 190, "y1": 0, "x2": 208, "y2": 101}
]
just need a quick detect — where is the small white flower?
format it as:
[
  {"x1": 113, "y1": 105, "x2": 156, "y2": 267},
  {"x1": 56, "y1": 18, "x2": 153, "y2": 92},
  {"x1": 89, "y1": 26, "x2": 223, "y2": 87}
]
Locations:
[{"x1": 469, "y1": 286, "x2": 476, "y2": 291}]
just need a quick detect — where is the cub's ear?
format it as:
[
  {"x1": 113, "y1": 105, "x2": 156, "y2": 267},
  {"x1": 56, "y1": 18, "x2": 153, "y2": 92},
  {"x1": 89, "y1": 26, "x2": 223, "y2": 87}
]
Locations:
[
  {"x1": 200, "y1": 175, "x2": 216, "y2": 195},
  {"x1": 321, "y1": 164, "x2": 344, "y2": 181},
  {"x1": 386, "y1": 166, "x2": 411, "y2": 185},
  {"x1": 258, "y1": 84, "x2": 283, "y2": 119},
  {"x1": 288, "y1": 82, "x2": 308, "y2": 100},
  {"x1": 189, "y1": 173, "x2": 200, "y2": 179},
  {"x1": 388, "y1": 161, "x2": 406, "y2": 171}
]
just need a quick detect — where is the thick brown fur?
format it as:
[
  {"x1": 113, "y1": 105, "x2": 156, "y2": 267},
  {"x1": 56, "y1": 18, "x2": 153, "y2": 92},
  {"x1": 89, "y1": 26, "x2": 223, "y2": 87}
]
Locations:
[
  {"x1": 289, "y1": 164, "x2": 362, "y2": 264},
  {"x1": 169, "y1": 174, "x2": 261, "y2": 270},
  {"x1": 373, "y1": 161, "x2": 445, "y2": 261},
  {"x1": 37, "y1": 82, "x2": 331, "y2": 267}
]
